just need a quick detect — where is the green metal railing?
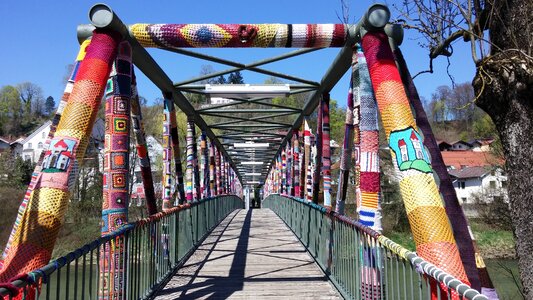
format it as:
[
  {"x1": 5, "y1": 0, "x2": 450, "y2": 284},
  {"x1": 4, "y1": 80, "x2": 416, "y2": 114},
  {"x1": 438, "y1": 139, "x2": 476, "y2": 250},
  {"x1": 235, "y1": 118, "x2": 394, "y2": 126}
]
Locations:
[
  {"x1": 264, "y1": 194, "x2": 487, "y2": 300},
  {"x1": 0, "y1": 195, "x2": 242, "y2": 300}
]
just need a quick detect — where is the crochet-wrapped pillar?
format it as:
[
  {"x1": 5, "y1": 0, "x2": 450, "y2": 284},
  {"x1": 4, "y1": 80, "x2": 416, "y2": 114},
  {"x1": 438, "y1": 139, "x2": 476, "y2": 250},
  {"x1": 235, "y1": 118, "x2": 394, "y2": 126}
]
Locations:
[
  {"x1": 293, "y1": 130, "x2": 300, "y2": 197},
  {"x1": 0, "y1": 29, "x2": 121, "y2": 281},
  {"x1": 0, "y1": 39, "x2": 91, "y2": 269},
  {"x1": 304, "y1": 118, "x2": 313, "y2": 202},
  {"x1": 131, "y1": 72, "x2": 157, "y2": 215},
  {"x1": 312, "y1": 100, "x2": 323, "y2": 204},
  {"x1": 335, "y1": 79, "x2": 355, "y2": 215},
  {"x1": 286, "y1": 141, "x2": 293, "y2": 196},
  {"x1": 162, "y1": 96, "x2": 174, "y2": 210},
  {"x1": 215, "y1": 147, "x2": 221, "y2": 195},
  {"x1": 281, "y1": 147, "x2": 287, "y2": 195},
  {"x1": 200, "y1": 132, "x2": 209, "y2": 198},
  {"x1": 357, "y1": 45, "x2": 383, "y2": 299},
  {"x1": 100, "y1": 41, "x2": 132, "y2": 298},
  {"x1": 394, "y1": 46, "x2": 492, "y2": 296},
  {"x1": 185, "y1": 120, "x2": 194, "y2": 202},
  {"x1": 356, "y1": 47, "x2": 382, "y2": 232},
  {"x1": 209, "y1": 140, "x2": 216, "y2": 197},
  {"x1": 191, "y1": 122, "x2": 201, "y2": 200},
  {"x1": 321, "y1": 94, "x2": 332, "y2": 208},
  {"x1": 167, "y1": 95, "x2": 186, "y2": 205},
  {"x1": 362, "y1": 31, "x2": 469, "y2": 296}
]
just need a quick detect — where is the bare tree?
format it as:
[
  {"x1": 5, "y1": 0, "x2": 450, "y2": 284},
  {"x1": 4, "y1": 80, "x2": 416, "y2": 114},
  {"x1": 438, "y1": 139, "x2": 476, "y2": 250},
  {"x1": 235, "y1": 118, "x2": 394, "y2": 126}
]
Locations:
[
  {"x1": 394, "y1": 0, "x2": 533, "y2": 296},
  {"x1": 17, "y1": 82, "x2": 44, "y2": 118}
]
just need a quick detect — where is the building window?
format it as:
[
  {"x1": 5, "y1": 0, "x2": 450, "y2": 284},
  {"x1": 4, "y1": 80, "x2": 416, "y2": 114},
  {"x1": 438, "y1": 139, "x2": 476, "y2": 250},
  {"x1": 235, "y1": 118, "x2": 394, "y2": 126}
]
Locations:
[
  {"x1": 24, "y1": 155, "x2": 31, "y2": 161},
  {"x1": 461, "y1": 197, "x2": 467, "y2": 203},
  {"x1": 502, "y1": 181, "x2": 507, "y2": 189},
  {"x1": 458, "y1": 181, "x2": 466, "y2": 189},
  {"x1": 489, "y1": 181, "x2": 496, "y2": 189},
  {"x1": 27, "y1": 143, "x2": 32, "y2": 149},
  {"x1": 38, "y1": 142, "x2": 43, "y2": 149},
  {"x1": 42, "y1": 132, "x2": 46, "y2": 138}
]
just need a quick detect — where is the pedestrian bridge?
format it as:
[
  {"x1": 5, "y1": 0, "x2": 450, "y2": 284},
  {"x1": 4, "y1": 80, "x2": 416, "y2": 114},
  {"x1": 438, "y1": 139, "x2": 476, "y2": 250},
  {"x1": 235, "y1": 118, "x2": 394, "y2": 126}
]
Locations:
[
  {"x1": 0, "y1": 196, "x2": 485, "y2": 299},
  {"x1": 0, "y1": 2, "x2": 494, "y2": 300}
]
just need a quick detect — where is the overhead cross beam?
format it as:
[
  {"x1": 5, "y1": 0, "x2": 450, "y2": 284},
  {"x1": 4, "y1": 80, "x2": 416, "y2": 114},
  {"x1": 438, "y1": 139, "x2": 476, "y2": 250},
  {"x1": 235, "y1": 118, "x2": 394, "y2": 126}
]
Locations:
[{"x1": 78, "y1": 2, "x2": 393, "y2": 186}]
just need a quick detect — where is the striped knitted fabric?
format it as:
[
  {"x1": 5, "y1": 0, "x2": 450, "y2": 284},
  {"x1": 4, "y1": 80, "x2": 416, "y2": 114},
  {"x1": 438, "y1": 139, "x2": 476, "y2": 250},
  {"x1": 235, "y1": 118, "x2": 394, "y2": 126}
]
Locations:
[
  {"x1": 100, "y1": 41, "x2": 133, "y2": 298},
  {"x1": 286, "y1": 142, "x2": 292, "y2": 195},
  {"x1": 298, "y1": 124, "x2": 306, "y2": 199},
  {"x1": 185, "y1": 120, "x2": 194, "y2": 202},
  {"x1": 357, "y1": 47, "x2": 382, "y2": 232},
  {"x1": 0, "y1": 29, "x2": 121, "y2": 282},
  {"x1": 281, "y1": 147, "x2": 287, "y2": 195},
  {"x1": 0, "y1": 39, "x2": 92, "y2": 269},
  {"x1": 131, "y1": 72, "x2": 157, "y2": 215},
  {"x1": 304, "y1": 118, "x2": 313, "y2": 202},
  {"x1": 209, "y1": 140, "x2": 216, "y2": 196},
  {"x1": 293, "y1": 130, "x2": 300, "y2": 197},
  {"x1": 362, "y1": 31, "x2": 469, "y2": 297},
  {"x1": 215, "y1": 146, "x2": 221, "y2": 195},
  {"x1": 321, "y1": 94, "x2": 332, "y2": 208},
  {"x1": 335, "y1": 77, "x2": 355, "y2": 215},
  {"x1": 312, "y1": 99, "x2": 323, "y2": 204},
  {"x1": 162, "y1": 96, "x2": 174, "y2": 210},
  {"x1": 191, "y1": 124, "x2": 201, "y2": 200},
  {"x1": 200, "y1": 132, "x2": 209, "y2": 198},
  {"x1": 166, "y1": 98, "x2": 185, "y2": 205},
  {"x1": 220, "y1": 156, "x2": 226, "y2": 194}
]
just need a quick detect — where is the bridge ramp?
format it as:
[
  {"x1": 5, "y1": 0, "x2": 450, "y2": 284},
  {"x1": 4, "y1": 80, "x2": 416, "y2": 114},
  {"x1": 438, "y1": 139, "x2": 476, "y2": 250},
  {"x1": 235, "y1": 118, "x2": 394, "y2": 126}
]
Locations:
[{"x1": 155, "y1": 209, "x2": 340, "y2": 299}]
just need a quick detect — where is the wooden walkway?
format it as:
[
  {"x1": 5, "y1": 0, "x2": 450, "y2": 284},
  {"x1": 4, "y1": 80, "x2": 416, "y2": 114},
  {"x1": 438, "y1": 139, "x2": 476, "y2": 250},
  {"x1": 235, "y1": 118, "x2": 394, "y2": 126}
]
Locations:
[{"x1": 155, "y1": 208, "x2": 341, "y2": 299}]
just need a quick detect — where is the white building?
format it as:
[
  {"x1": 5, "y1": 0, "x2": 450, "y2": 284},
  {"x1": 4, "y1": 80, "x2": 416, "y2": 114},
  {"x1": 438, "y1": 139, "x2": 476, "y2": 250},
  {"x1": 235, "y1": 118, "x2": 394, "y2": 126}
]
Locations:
[
  {"x1": 449, "y1": 166, "x2": 508, "y2": 216},
  {"x1": 19, "y1": 119, "x2": 105, "y2": 163}
]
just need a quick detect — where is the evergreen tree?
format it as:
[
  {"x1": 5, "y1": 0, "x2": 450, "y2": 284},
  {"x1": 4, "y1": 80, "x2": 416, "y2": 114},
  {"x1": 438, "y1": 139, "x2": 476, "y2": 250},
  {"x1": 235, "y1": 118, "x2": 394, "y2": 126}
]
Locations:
[
  {"x1": 45, "y1": 96, "x2": 55, "y2": 116},
  {"x1": 228, "y1": 71, "x2": 244, "y2": 84}
]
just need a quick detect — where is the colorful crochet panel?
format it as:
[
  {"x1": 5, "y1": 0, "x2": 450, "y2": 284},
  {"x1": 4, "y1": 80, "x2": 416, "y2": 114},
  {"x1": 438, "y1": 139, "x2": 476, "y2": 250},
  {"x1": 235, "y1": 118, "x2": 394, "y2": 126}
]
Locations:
[
  {"x1": 0, "y1": 39, "x2": 91, "y2": 269},
  {"x1": 130, "y1": 24, "x2": 347, "y2": 48},
  {"x1": 361, "y1": 31, "x2": 469, "y2": 295},
  {"x1": 0, "y1": 29, "x2": 121, "y2": 281},
  {"x1": 101, "y1": 41, "x2": 132, "y2": 298}
]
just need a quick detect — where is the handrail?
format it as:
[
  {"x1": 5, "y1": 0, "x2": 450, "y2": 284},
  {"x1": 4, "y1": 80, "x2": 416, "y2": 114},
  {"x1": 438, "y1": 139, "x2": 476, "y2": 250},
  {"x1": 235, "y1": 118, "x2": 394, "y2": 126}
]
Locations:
[
  {"x1": 263, "y1": 194, "x2": 488, "y2": 300},
  {"x1": 0, "y1": 195, "x2": 243, "y2": 299}
]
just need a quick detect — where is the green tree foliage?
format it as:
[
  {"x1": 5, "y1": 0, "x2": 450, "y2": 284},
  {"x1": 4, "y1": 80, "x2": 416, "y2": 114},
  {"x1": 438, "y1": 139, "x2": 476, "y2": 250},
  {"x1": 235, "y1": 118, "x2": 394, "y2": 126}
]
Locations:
[
  {"x1": 0, "y1": 155, "x2": 34, "y2": 188},
  {"x1": 0, "y1": 83, "x2": 51, "y2": 137}
]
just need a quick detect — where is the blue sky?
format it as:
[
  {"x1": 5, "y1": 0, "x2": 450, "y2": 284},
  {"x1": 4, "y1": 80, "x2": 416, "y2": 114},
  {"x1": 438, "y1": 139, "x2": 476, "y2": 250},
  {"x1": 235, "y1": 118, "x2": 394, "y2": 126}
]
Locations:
[{"x1": 0, "y1": 0, "x2": 476, "y2": 108}]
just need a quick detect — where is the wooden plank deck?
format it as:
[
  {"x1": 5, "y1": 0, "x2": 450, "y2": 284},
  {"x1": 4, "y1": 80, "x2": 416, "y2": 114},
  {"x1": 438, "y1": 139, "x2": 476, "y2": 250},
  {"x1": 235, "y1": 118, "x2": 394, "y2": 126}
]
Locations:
[{"x1": 155, "y1": 208, "x2": 341, "y2": 299}]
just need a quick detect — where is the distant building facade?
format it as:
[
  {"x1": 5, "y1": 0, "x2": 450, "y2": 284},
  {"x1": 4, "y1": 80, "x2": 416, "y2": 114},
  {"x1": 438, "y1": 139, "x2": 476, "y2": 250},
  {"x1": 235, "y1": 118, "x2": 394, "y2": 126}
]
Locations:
[{"x1": 18, "y1": 119, "x2": 105, "y2": 163}]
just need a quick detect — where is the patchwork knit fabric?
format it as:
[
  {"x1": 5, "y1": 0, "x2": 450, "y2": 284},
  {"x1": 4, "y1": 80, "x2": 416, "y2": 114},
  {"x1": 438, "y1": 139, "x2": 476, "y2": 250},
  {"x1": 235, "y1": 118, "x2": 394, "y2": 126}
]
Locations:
[{"x1": 130, "y1": 24, "x2": 347, "y2": 48}]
